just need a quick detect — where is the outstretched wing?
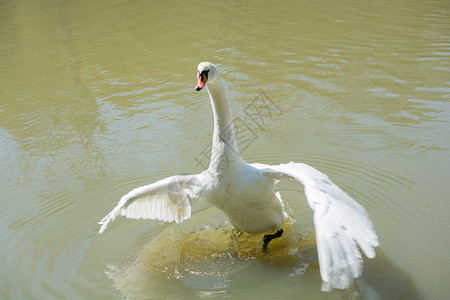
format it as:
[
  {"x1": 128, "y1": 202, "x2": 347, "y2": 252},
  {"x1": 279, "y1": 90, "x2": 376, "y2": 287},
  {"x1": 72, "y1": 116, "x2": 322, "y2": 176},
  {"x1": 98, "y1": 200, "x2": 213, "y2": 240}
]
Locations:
[
  {"x1": 252, "y1": 162, "x2": 379, "y2": 291},
  {"x1": 98, "y1": 173, "x2": 204, "y2": 234}
]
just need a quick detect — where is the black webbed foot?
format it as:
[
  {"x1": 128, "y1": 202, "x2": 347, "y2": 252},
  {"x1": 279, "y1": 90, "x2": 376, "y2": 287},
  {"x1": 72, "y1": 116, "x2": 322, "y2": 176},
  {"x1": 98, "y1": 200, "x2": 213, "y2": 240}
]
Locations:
[{"x1": 262, "y1": 229, "x2": 284, "y2": 250}]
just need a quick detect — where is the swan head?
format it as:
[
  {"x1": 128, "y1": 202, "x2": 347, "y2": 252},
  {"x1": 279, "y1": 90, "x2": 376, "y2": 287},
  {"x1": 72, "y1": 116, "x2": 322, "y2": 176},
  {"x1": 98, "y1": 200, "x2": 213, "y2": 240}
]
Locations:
[{"x1": 195, "y1": 62, "x2": 217, "y2": 91}]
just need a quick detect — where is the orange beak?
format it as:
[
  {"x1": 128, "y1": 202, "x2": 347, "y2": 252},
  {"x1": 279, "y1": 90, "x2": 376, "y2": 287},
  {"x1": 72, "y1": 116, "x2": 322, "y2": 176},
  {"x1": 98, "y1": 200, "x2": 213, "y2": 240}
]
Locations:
[{"x1": 195, "y1": 72, "x2": 208, "y2": 91}]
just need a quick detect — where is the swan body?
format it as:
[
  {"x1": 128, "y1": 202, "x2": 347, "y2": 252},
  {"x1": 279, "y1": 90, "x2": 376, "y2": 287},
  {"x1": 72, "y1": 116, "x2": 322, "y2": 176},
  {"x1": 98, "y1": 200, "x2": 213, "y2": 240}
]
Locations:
[{"x1": 99, "y1": 62, "x2": 379, "y2": 291}]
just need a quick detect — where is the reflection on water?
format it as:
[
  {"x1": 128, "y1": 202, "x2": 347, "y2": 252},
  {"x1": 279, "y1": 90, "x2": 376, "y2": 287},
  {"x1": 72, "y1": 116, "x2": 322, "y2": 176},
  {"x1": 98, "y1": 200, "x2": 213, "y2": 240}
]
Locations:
[
  {"x1": 0, "y1": 0, "x2": 449, "y2": 299},
  {"x1": 108, "y1": 212, "x2": 318, "y2": 299},
  {"x1": 108, "y1": 208, "x2": 422, "y2": 300}
]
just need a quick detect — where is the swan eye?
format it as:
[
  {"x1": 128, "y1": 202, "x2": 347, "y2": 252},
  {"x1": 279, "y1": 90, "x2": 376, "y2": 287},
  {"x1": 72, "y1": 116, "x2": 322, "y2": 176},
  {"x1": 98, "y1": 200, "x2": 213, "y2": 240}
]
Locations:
[
  {"x1": 198, "y1": 70, "x2": 209, "y2": 83},
  {"x1": 195, "y1": 69, "x2": 209, "y2": 90},
  {"x1": 199, "y1": 69, "x2": 209, "y2": 79}
]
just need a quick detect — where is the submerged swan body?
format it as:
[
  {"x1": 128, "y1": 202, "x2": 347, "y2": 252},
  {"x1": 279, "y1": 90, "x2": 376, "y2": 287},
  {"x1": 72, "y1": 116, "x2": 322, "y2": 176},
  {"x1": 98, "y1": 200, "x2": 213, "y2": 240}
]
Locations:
[{"x1": 99, "y1": 62, "x2": 379, "y2": 291}]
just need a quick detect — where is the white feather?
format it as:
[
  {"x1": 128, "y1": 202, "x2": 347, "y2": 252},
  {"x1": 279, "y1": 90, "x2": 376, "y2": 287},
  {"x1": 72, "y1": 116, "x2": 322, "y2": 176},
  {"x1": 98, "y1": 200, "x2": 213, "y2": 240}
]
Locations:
[
  {"x1": 251, "y1": 162, "x2": 379, "y2": 290},
  {"x1": 98, "y1": 174, "x2": 203, "y2": 233}
]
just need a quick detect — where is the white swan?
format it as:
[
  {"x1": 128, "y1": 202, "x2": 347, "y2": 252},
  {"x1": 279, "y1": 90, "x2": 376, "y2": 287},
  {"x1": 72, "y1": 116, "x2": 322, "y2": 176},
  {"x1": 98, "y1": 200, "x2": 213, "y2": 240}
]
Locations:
[{"x1": 98, "y1": 62, "x2": 379, "y2": 291}]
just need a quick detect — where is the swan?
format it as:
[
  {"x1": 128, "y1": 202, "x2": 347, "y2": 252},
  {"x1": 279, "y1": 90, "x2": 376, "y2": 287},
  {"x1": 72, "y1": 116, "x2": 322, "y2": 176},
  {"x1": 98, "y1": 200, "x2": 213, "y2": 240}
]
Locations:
[{"x1": 98, "y1": 62, "x2": 379, "y2": 291}]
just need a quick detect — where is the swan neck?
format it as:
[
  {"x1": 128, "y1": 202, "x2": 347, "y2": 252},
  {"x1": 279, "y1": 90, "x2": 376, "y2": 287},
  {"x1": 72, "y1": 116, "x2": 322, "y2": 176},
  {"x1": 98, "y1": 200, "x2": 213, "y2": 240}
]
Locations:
[{"x1": 206, "y1": 75, "x2": 241, "y2": 169}]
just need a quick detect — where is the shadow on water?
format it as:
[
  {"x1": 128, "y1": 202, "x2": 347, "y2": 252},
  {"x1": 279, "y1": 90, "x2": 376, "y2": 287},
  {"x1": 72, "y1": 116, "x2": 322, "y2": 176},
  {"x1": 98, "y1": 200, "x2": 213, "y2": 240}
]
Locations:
[
  {"x1": 106, "y1": 207, "x2": 422, "y2": 300},
  {"x1": 347, "y1": 248, "x2": 423, "y2": 300}
]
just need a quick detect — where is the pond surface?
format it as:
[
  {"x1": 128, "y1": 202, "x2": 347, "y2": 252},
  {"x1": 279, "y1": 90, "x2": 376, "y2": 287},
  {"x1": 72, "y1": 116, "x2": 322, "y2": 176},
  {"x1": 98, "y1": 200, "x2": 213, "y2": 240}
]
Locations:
[{"x1": 1, "y1": 0, "x2": 449, "y2": 299}]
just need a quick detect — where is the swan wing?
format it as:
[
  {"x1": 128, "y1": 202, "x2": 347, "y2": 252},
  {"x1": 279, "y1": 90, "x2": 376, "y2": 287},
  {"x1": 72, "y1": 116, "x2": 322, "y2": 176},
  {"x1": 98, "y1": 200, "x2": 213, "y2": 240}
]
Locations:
[
  {"x1": 251, "y1": 162, "x2": 379, "y2": 290},
  {"x1": 98, "y1": 174, "x2": 204, "y2": 233}
]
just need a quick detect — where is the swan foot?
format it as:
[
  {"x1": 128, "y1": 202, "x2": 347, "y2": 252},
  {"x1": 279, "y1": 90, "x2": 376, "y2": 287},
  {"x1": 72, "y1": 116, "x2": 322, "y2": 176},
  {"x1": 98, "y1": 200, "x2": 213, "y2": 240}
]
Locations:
[{"x1": 262, "y1": 229, "x2": 283, "y2": 250}]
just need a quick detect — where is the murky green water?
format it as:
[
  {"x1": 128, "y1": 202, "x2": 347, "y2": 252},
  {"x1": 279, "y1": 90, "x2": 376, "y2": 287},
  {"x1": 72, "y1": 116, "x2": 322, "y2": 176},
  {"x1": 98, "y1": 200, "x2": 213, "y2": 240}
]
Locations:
[{"x1": 1, "y1": 0, "x2": 449, "y2": 299}]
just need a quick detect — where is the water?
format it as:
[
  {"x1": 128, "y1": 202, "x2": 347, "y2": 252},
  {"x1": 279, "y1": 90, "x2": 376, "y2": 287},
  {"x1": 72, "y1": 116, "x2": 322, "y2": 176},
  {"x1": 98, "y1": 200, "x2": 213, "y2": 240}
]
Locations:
[{"x1": 1, "y1": 0, "x2": 449, "y2": 299}]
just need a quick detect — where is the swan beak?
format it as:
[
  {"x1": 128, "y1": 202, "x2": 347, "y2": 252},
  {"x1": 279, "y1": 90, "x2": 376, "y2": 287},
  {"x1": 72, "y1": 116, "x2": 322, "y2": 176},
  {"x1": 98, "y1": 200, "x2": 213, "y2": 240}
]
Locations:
[{"x1": 195, "y1": 72, "x2": 208, "y2": 91}]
